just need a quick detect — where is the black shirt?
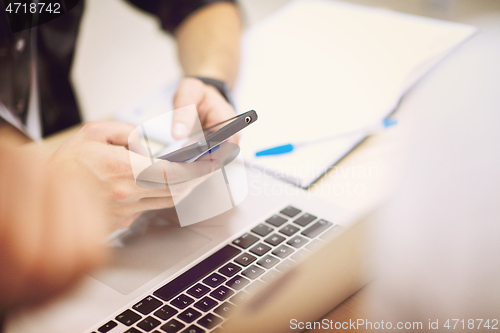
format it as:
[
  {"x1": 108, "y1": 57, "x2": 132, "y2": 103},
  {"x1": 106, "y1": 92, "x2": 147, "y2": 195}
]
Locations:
[{"x1": 0, "y1": 0, "x2": 234, "y2": 137}]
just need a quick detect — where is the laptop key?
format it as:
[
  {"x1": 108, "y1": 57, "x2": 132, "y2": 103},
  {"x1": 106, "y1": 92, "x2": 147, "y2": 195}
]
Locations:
[
  {"x1": 229, "y1": 291, "x2": 252, "y2": 305},
  {"x1": 123, "y1": 328, "x2": 141, "y2": 333},
  {"x1": 245, "y1": 280, "x2": 266, "y2": 294},
  {"x1": 197, "y1": 313, "x2": 222, "y2": 329},
  {"x1": 241, "y1": 265, "x2": 265, "y2": 279},
  {"x1": 276, "y1": 259, "x2": 295, "y2": 273},
  {"x1": 97, "y1": 320, "x2": 117, "y2": 333},
  {"x1": 280, "y1": 206, "x2": 301, "y2": 217},
  {"x1": 178, "y1": 308, "x2": 202, "y2": 323},
  {"x1": 116, "y1": 309, "x2": 142, "y2": 326},
  {"x1": 153, "y1": 304, "x2": 178, "y2": 321},
  {"x1": 249, "y1": 243, "x2": 271, "y2": 256},
  {"x1": 290, "y1": 250, "x2": 309, "y2": 262},
  {"x1": 161, "y1": 319, "x2": 185, "y2": 333},
  {"x1": 210, "y1": 286, "x2": 234, "y2": 301},
  {"x1": 287, "y1": 235, "x2": 308, "y2": 248},
  {"x1": 225, "y1": 275, "x2": 250, "y2": 290},
  {"x1": 133, "y1": 296, "x2": 163, "y2": 315},
  {"x1": 180, "y1": 325, "x2": 205, "y2": 333},
  {"x1": 257, "y1": 254, "x2": 280, "y2": 269},
  {"x1": 279, "y1": 224, "x2": 300, "y2": 236},
  {"x1": 193, "y1": 296, "x2": 218, "y2": 312},
  {"x1": 234, "y1": 253, "x2": 256, "y2": 266},
  {"x1": 264, "y1": 234, "x2": 286, "y2": 246},
  {"x1": 214, "y1": 302, "x2": 234, "y2": 318},
  {"x1": 202, "y1": 273, "x2": 226, "y2": 288},
  {"x1": 305, "y1": 239, "x2": 325, "y2": 252},
  {"x1": 272, "y1": 245, "x2": 294, "y2": 258},
  {"x1": 137, "y1": 316, "x2": 161, "y2": 332},
  {"x1": 154, "y1": 245, "x2": 241, "y2": 302},
  {"x1": 245, "y1": 280, "x2": 265, "y2": 294},
  {"x1": 251, "y1": 223, "x2": 274, "y2": 237},
  {"x1": 186, "y1": 284, "x2": 210, "y2": 299},
  {"x1": 260, "y1": 270, "x2": 281, "y2": 283},
  {"x1": 302, "y1": 219, "x2": 333, "y2": 238},
  {"x1": 294, "y1": 213, "x2": 317, "y2": 227},
  {"x1": 171, "y1": 294, "x2": 195, "y2": 309},
  {"x1": 265, "y1": 215, "x2": 288, "y2": 227},
  {"x1": 218, "y1": 262, "x2": 241, "y2": 277},
  {"x1": 319, "y1": 224, "x2": 343, "y2": 241},
  {"x1": 232, "y1": 233, "x2": 259, "y2": 249}
]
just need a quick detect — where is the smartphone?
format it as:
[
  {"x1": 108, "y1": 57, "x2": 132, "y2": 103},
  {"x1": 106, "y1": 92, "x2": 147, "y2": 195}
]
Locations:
[{"x1": 157, "y1": 110, "x2": 258, "y2": 163}]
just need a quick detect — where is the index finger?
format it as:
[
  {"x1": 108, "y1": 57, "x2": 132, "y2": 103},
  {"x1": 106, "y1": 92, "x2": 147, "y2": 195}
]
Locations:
[
  {"x1": 172, "y1": 78, "x2": 206, "y2": 139},
  {"x1": 81, "y1": 121, "x2": 137, "y2": 147}
]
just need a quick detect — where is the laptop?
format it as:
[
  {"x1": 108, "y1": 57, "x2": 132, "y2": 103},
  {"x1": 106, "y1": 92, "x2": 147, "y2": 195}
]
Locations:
[{"x1": 5, "y1": 164, "x2": 368, "y2": 333}]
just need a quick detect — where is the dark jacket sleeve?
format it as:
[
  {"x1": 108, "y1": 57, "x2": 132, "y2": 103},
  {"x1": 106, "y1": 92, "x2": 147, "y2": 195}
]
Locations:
[
  {"x1": 125, "y1": 0, "x2": 236, "y2": 34},
  {"x1": 0, "y1": 0, "x2": 84, "y2": 137}
]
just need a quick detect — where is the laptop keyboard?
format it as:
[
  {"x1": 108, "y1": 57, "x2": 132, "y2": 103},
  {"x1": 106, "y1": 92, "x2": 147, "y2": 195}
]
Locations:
[{"x1": 92, "y1": 205, "x2": 342, "y2": 333}]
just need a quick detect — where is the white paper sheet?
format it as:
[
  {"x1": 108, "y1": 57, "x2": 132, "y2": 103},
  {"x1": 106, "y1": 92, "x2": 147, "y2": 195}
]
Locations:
[{"x1": 234, "y1": 0, "x2": 476, "y2": 188}]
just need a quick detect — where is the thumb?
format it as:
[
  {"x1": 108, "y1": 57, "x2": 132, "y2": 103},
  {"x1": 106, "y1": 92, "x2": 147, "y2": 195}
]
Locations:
[{"x1": 172, "y1": 78, "x2": 205, "y2": 140}]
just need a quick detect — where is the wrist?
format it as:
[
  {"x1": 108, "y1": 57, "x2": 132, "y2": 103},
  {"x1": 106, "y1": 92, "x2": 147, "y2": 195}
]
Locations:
[
  {"x1": 192, "y1": 76, "x2": 235, "y2": 107},
  {"x1": 183, "y1": 62, "x2": 237, "y2": 88}
]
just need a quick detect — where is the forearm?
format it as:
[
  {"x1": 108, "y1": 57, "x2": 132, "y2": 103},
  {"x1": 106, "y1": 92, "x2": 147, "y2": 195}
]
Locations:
[
  {"x1": 174, "y1": 2, "x2": 242, "y2": 87},
  {"x1": 0, "y1": 131, "x2": 108, "y2": 315}
]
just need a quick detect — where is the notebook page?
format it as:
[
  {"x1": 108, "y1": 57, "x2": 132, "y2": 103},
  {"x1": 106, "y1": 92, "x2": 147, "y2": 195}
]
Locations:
[{"x1": 235, "y1": 0, "x2": 476, "y2": 187}]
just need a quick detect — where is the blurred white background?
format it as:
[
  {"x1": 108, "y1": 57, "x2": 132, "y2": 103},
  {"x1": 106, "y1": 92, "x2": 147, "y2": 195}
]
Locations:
[{"x1": 71, "y1": 0, "x2": 500, "y2": 122}]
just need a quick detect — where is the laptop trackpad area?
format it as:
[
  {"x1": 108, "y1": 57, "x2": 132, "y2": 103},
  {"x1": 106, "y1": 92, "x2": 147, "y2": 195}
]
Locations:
[{"x1": 89, "y1": 224, "x2": 211, "y2": 295}]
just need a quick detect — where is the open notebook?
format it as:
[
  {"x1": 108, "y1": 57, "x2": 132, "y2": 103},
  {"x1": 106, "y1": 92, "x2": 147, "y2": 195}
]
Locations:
[{"x1": 234, "y1": 0, "x2": 476, "y2": 188}]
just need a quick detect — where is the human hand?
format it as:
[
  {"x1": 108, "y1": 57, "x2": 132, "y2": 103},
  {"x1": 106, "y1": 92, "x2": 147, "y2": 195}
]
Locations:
[
  {"x1": 0, "y1": 141, "x2": 108, "y2": 313},
  {"x1": 51, "y1": 121, "x2": 215, "y2": 230},
  {"x1": 171, "y1": 77, "x2": 239, "y2": 144}
]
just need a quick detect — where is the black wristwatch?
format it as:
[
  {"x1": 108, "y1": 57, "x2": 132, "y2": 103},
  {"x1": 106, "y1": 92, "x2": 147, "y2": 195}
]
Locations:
[{"x1": 195, "y1": 76, "x2": 235, "y2": 108}]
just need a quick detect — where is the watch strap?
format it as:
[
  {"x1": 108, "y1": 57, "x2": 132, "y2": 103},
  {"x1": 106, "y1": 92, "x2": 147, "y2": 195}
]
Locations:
[{"x1": 194, "y1": 76, "x2": 235, "y2": 108}]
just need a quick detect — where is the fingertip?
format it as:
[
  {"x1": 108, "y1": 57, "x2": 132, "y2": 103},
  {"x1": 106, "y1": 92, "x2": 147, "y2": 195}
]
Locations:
[{"x1": 173, "y1": 78, "x2": 205, "y2": 110}]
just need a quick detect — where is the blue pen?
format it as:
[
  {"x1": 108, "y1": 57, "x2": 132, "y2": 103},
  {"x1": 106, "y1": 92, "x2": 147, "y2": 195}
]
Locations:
[{"x1": 255, "y1": 118, "x2": 398, "y2": 157}]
